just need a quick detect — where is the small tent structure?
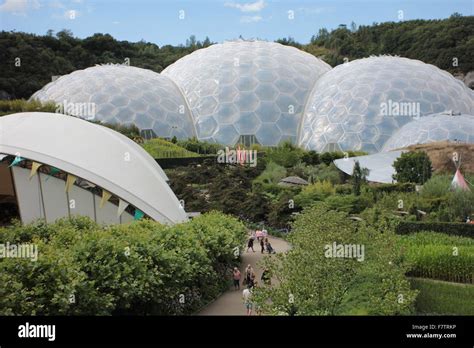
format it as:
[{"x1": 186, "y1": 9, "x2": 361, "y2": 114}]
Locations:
[
  {"x1": 450, "y1": 154, "x2": 471, "y2": 192},
  {"x1": 451, "y1": 169, "x2": 471, "y2": 191}
]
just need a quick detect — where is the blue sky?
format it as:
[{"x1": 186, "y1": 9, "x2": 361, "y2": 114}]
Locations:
[{"x1": 0, "y1": 0, "x2": 472, "y2": 46}]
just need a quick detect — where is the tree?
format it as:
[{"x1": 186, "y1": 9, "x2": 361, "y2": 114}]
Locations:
[
  {"x1": 352, "y1": 160, "x2": 369, "y2": 196},
  {"x1": 252, "y1": 204, "x2": 417, "y2": 315},
  {"x1": 393, "y1": 151, "x2": 432, "y2": 184}
]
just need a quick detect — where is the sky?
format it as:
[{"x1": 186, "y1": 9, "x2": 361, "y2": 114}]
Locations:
[{"x1": 0, "y1": 0, "x2": 473, "y2": 46}]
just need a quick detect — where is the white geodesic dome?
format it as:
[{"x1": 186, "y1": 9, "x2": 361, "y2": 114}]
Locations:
[
  {"x1": 382, "y1": 113, "x2": 474, "y2": 151},
  {"x1": 298, "y1": 56, "x2": 474, "y2": 153},
  {"x1": 30, "y1": 65, "x2": 196, "y2": 140},
  {"x1": 162, "y1": 40, "x2": 331, "y2": 146}
]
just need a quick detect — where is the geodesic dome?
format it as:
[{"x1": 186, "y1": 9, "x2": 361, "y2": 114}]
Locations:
[
  {"x1": 382, "y1": 113, "x2": 474, "y2": 152},
  {"x1": 30, "y1": 65, "x2": 196, "y2": 140},
  {"x1": 162, "y1": 40, "x2": 331, "y2": 146},
  {"x1": 298, "y1": 56, "x2": 474, "y2": 153}
]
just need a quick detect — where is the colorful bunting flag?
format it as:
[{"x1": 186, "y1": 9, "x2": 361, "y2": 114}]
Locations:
[
  {"x1": 45, "y1": 167, "x2": 60, "y2": 181},
  {"x1": 134, "y1": 209, "x2": 144, "y2": 220},
  {"x1": 99, "y1": 190, "x2": 112, "y2": 209},
  {"x1": 9, "y1": 156, "x2": 24, "y2": 167},
  {"x1": 117, "y1": 199, "x2": 129, "y2": 217},
  {"x1": 29, "y1": 162, "x2": 42, "y2": 179},
  {"x1": 65, "y1": 174, "x2": 77, "y2": 192}
]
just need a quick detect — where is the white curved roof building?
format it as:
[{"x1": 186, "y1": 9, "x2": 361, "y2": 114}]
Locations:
[
  {"x1": 31, "y1": 65, "x2": 196, "y2": 140},
  {"x1": 298, "y1": 56, "x2": 474, "y2": 153},
  {"x1": 0, "y1": 112, "x2": 187, "y2": 225},
  {"x1": 382, "y1": 113, "x2": 474, "y2": 152},
  {"x1": 163, "y1": 40, "x2": 331, "y2": 146}
]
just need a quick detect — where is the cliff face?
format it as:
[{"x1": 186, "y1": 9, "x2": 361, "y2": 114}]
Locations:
[{"x1": 404, "y1": 141, "x2": 474, "y2": 174}]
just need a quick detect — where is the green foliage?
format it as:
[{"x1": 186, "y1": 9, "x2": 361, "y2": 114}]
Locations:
[
  {"x1": 253, "y1": 204, "x2": 417, "y2": 315},
  {"x1": 352, "y1": 160, "x2": 369, "y2": 196},
  {"x1": 0, "y1": 213, "x2": 247, "y2": 315},
  {"x1": 176, "y1": 138, "x2": 223, "y2": 155},
  {"x1": 396, "y1": 221, "x2": 474, "y2": 238},
  {"x1": 420, "y1": 175, "x2": 451, "y2": 198},
  {"x1": 370, "y1": 183, "x2": 416, "y2": 195},
  {"x1": 308, "y1": 16, "x2": 474, "y2": 75},
  {"x1": 0, "y1": 31, "x2": 212, "y2": 99},
  {"x1": 252, "y1": 161, "x2": 287, "y2": 186},
  {"x1": 294, "y1": 180, "x2": 334, "y2": 208},
  {"x1": 400, "y1": 232, "x2": 474, "y2": 283},
  {"x1": 393, "y1": 151, "x2": 432, "y2": 184},
  {"x1": 409, "y1": 278, "x2": 474, "y2": 315},
  {"x1": 94, "y1": 121, "x2": 141, "y2": 139},
  {"x1": 142, "y1": 138, "x2": 200, "y2": 158},
  {"x1": 0, "y1": 99, "x2": 57, "y2": 116},
  {"x1": 265, "y1": 141, "x2": 304, "y2": 168}
]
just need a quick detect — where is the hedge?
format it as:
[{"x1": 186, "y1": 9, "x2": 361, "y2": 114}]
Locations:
[
  {"x1": 396, "y1": 221, "x2": 474, "y2": 238},
  {"x1": 370, "y1": 183, "x2": 417, "y2": 194}
]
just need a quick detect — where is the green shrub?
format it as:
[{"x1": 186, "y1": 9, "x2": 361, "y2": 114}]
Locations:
[
  {"x1": 252, "y1": 161, "x2": 287, "y2": 186},
  {"x1": 370, "y1": 183, "x2": 417, "y2": 195},
  {"x1": 0, "y1": 213, "x2": 247, "y2": 315},
  {"x1": 265, "y1": 141, "x2": 304, "y2": 168},
  {"x1": 420, "y1": 175, "x2": 451, "y2": 199},
  {"x1": 396, "y1": 221, "x2": 474, "y2": 238}
]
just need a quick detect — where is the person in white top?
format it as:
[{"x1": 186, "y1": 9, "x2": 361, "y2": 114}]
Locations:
[{"x1": 242, "y1": 287, "x2": 253, "y2": 315}]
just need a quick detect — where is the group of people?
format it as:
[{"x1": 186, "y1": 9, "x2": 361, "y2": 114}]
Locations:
[
  {"x1": 246, "y1": 230, "x2": 276, "y2": 254},
  {"x1": 233, "y1": 265, "x2": 271, "y2": 315}
]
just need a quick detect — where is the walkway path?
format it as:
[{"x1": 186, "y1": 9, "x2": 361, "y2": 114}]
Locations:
[{"x1": 198, "y1": 236, "x2": 291, "y2": 315}]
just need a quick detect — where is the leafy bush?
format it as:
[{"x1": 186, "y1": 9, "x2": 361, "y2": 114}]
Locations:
[
  {"x1": 176, "y1": 138, "x2": 223, "y2": 155},
  {"x1": 420, "y1": 175, "x2": 451, "y2": 199},
  {"x1": 0, "y1": 213, "x2": 247, "y2": 315},
  {"x1": 370, "y1": 183, "x2": 417, "y2": 195},
  {"x1": 294, "y1": 180, "x2": 334, "y2": 208},
  {"x1": 265, "y1": 141, "x2": 304, "y2": 168},
  {"x1": 252, "y1": 161, "x2": 287, "y2": 186}
]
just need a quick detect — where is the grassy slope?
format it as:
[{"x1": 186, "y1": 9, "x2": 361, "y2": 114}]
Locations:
[{"x1": 410, "y1": 278, "x2": 474, "y2": 315}]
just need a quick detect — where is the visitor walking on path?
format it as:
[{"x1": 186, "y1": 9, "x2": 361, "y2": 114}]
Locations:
[
  {"x1": 232, "y1": 267, "x2": 241, "y2": 290},
  {"x1": 242, "y1": 286, "x2": 253, "y2": 316},
  {"x1": 265, "y1": 238, "x2": 276, "y2": 254},
  {"x1": 244, "y1": 264, "x2": 256, "y2": 288},
  {"x1": 247, "y1": 232, "x2": 255, "y2": 252},
  {"x1": 260, "y1": 238, "x2": 265, "y2": 253}
]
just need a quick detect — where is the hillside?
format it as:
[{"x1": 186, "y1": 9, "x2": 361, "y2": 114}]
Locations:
[
  {"x1": 1, "y1": 15, "x2": 473, "y2": 100},
  {"x1": 403, "y1": 141, "x2": 474, "y2": 174}
]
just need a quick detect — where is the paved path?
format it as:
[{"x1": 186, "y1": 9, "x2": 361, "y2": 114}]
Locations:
[{"x1": 198, "y1": 236, "x2": 291, "y2": 315}]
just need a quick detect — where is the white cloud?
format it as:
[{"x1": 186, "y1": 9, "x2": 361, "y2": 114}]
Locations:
[
  {"x1": 49, "y1": 0, "x2": 65, "y2": 9},
  {"x1": 296, "y1": 7, "x2": 330, "y2": 16},
  {"x1": 225, "y1": 0, "x2": 266, "y2": 13},
  {"x1": 0, "y1": 0, "x2": 40, "y2": 15},
  {"x1": 63, "y1": 9, "x2": 80, "y2": 19},
  {"x1": 240, "y1": 15, "x2": 262, "y2": 23}
]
